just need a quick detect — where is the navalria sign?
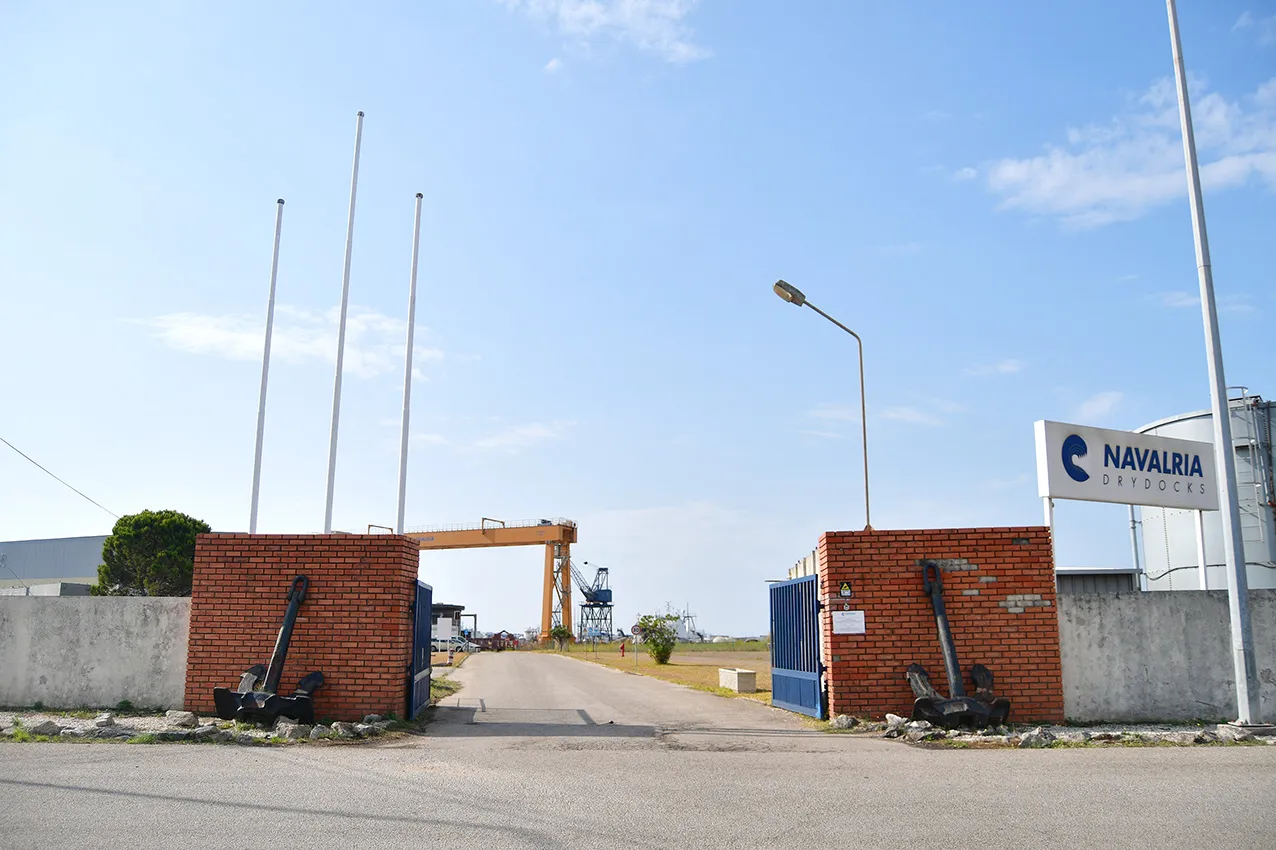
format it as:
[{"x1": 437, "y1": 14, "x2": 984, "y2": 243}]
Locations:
[{"x1": 1034, "y1": 420, "x2": 1219, "y2": 511}]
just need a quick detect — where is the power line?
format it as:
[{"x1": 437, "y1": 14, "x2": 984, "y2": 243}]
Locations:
[{"x1": 0, "y1": 435, "x2": 120, "y2": 520}]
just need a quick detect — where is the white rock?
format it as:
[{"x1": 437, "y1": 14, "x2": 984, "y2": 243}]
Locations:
[
  {"x1": 1018, "y1": 726, "x2": 1055, "y2": 749},
  {"x1": 331, "y1": 722, "x2": 359, "y2": 739},
  {"x1": 310, "y1": 724, "x2": 332, "y2": 740},
  {"x1": 1217, "y1": 724, "x2": 1255, "y2": 743},
  {"x1": 94, "y1": 712, "x2": 116, "y2": 728},
  {"x1": 885, "y1": 713, "x2": 907, "y2": 728},
  {"x1": 165, "y1": 710, "x2": 198, "y2": 728},
  {"x1": 282, "y1": 724, "x2": 312, "y2": 740},
  {"x1": 830, "y1": 715, "x2": 857, "y2": 730},
  {"x1": 353, "y1": 723, "x2": 380, "y2": 737},
  {"x1": 60, "y1": 729, "x2": 86, "y2": 738}
]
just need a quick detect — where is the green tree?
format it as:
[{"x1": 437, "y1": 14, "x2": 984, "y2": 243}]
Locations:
[
  {"x1": 635, "y1": 613, "x2": 679, "y2": 664},
  {"x1": 92, "y1": 509, "x2": 211, "y2": 597},
  {"x1": 548, "y1": 625, "x2": 574, "y2": 651}
]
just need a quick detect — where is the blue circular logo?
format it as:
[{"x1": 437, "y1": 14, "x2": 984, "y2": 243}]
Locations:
[{"x1": 1062, "y1": 434, "x2": 1089, "y2": 482}]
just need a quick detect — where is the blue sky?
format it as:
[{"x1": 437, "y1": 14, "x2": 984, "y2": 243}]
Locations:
[{"x1": 2, "y1": 1, "x2": 1273, "y2": 635}]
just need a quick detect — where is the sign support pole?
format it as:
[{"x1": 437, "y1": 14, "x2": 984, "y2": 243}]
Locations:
[
  {"x1": 1166, "y1": 0, "x2": 1257, "y2": 724},
  {"x1": 1194, "y1": 510, "x2": 1209, "y2": 591}
]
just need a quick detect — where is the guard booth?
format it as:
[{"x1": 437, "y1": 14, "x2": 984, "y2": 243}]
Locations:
[
  {"x1": 407, "y1": 580, "x2": 433, "y2": 719},
  {"x1": 769, "y1": 575, "x2": 824, "y2": 718}
]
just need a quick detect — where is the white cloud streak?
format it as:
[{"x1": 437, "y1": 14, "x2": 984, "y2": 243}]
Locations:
[
  {"x1": 1234, "y1": 11, "x2": 1276, "y2": 45},
  {"x1": 985, "y1": 77, "x2": 1276, "y2": 227},
  {"x1": 1156, "y1": 291, "x2": 1257, "y2": 314},
  {"x1": 139, "y1": 305, "x2": 442, "y2": 379},
  {"x1": 469, "y1": 420, "x2": 575, "y2": 453},
  {"x1": 806, "y1": 403, "x2": 859, "y2": 422},
  {"x1": 1077, "y1": 391, "x2": 1123, "y2": 422},
  {"x1": 503, "y1": 0, "x2": 708, "y2": 63},
  {"x1": 544, "y1": 57, "x2": 562, "y2": 73},
  {"x1": 965, "y1": 358, "x2": 1025, "y2": 376},
  {"x1": 878, "y1": 406, "x2": 945, "y2": 427}
]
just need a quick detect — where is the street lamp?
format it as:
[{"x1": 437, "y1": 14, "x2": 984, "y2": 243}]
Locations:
[{"x1": 773, "y1": 279, "x2": 873, "y2": 531}]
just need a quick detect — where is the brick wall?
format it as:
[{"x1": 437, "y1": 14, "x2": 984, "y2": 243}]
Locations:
[
  {"x1": 184, "y1": 534, "x2": 419, "y2": 722},
  {"x1": 818, "y1": 527, "x2": 1064, "y2": 723}
]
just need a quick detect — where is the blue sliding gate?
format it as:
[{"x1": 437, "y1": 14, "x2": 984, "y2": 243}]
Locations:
[
  {"x1": 407, "y1": 580, "x2": 433, "y2": 719},
  {"x1": 769, "y1": 575, "x2": 825, "y2": 718}
]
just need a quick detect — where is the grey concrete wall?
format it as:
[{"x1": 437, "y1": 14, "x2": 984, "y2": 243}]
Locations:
[
  {"x1": 1059, "y1": 590, "x2": 1276, "y2": 723},
  {"x1": 0, "y1": 597, "x2": 190, "y2": 710}
]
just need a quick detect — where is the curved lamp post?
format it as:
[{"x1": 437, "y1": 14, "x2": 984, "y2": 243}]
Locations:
[{"x1": 773, "y1": 279, "x2": 873, "y2": 531}]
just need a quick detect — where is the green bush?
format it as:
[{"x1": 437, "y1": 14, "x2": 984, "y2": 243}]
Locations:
[
  {"x1": 93, "y1": 509, "x2": 211, "y2": 597},
  {"x1": 635, "y1": 614, "x2": 679, "y2": 665}
]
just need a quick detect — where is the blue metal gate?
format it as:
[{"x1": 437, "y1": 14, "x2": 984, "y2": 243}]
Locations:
[
  {"x1": 770, "y1": 575, "x2": 824, "y2": 718},
  {"x1": 407, "y1": 580, "x2": 433, "y2": 719}
]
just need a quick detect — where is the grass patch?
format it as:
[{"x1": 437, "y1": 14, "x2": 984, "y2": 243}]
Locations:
[
  {"x1": 430, "y1": 676, "x2": 463, "y2": 704},
  {"x1": 559, "y1": 647, "x2": 773, "y2": 701},
  {"x1": 126, "y1": 733, "x2": 158, "y2": 744}
]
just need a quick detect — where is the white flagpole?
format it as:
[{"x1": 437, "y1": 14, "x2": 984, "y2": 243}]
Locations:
[
  {"x1": 324, "y1": 111, "x2": 365, "y2": 534},
  {"x1": 249, "y1": 199, "x2": 285, "y2": 534},
  {"x1": 396, "y1": 192, "x2": 424, "y2": 535},
  {"x1": 1165, "y1": 0, "x2": 1257, "y2": 724}
]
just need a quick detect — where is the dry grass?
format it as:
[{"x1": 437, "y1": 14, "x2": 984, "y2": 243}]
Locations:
[
  {"x1": 555, "y1": 645, "x2": 772, "y2": 702},
  {"x1": 431, "y1": 651, "x2": 470, "y2": 668}
]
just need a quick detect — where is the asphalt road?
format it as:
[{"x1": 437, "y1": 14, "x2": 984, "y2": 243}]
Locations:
[{"x1": 4, "y1": 652, "x2": 1275, "y2": 849}]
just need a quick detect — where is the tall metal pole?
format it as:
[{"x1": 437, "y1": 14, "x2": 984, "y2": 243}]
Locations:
[
  {"x1": 249, "y1": 199, "x2": 285, "y2": 534},
  {"x1": 323, "y1": 111, "x2": 365, "y2": 534},
  {"x1": 396, "y1": 193, "x2": 424, "y2": 535},
  {"x1": 803, "y1": 301, "x2": 873, "y2": 531},
  {"x1": 1165, "y1": 0, "x2": 1258, "y2": 724}
]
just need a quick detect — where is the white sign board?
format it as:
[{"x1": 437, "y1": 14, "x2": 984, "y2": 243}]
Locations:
[
  {"x1": 1034, "y1": 420, "x2": 1218, "y2": 511},
  {"x1": 435, "y1": 618, "x2": 452, "y2": 640},
  {"x1": 832, "y1": 610, "x2": 866, "y2": 635}
]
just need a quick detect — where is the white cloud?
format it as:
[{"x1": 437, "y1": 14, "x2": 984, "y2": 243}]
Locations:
[
  {"x1": 139, "y1": 305, "x2": 443, "y2": 379},
  {"x1": 470, "y1": 420, "x2": 575, "y2": 452},
  {"x1": 985, "y1": 77, "x2": 1276, "y2": 227},
  {"x1": 544, "y1": 57, "x2": 562, "y2": 73},
  {"x1": 503, "y1": 0, "x2": 709, "y2": 63},
  {"x1": 878, "y1": 406, "x2": 945, "y2": 427},
  {"x1": 1160, "y1": 290, "x2": 1199, "y2": 308},
  {"x1": 799, "y1": 429, "x2": 843, "y2": 440},
  {"x1": 1156, "y1": 290, "x2": 1257, "y2": 314},
  {"x1": 953, "y1": 166, "x2": 977, "y2": 181},
  {"x1": 965, "y1": 358, "x2": 1024, "y2": 376},
  {"x1": 1077, "y1": 391, "x2": 1123, "y2": 422},
  {"x1": 806, "y1": 403, "x2": 859, "y2": 422},
  {"x1": 1234, "y1": 11, "x2": 1276, "y2": 45}
]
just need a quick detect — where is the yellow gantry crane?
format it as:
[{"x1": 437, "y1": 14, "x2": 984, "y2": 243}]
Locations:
[{"x1": 404, "y1": 518, "x2": 577, "y2": 640}]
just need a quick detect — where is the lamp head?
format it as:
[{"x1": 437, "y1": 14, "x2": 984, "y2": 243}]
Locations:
[{"x1": 772, "y1": 279, "x2": 806, "y2": 307}]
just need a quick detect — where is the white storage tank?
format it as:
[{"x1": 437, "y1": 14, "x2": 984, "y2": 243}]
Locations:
[{"x1": 1136, "y1": 391, "x2": 1276, "y2": 591}]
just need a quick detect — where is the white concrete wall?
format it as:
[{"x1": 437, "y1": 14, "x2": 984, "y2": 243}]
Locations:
[
  {"x1": 1059, "y1": 590, "x2": 1276, "y2": 723},
  {"x1": 0, "y1": 597, "x2": 190, "y2": 710}
]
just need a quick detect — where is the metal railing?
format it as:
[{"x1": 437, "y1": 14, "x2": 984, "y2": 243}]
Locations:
[{"x1": 405, "y1": 517, "x2": 577, "y2": 535}]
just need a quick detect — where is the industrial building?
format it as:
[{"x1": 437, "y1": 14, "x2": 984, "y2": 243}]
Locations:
[
  {"x1": 0, "y1": 534, "x2": 105, "y2": 595},
  {"x1": 1135, "y1": 392, "x2": 1274, "y2": 591}
]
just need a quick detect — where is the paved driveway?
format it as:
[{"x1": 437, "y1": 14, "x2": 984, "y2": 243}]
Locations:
[{"x1": 3, "y1": 652, "x2": 1275, "y2": 849}]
